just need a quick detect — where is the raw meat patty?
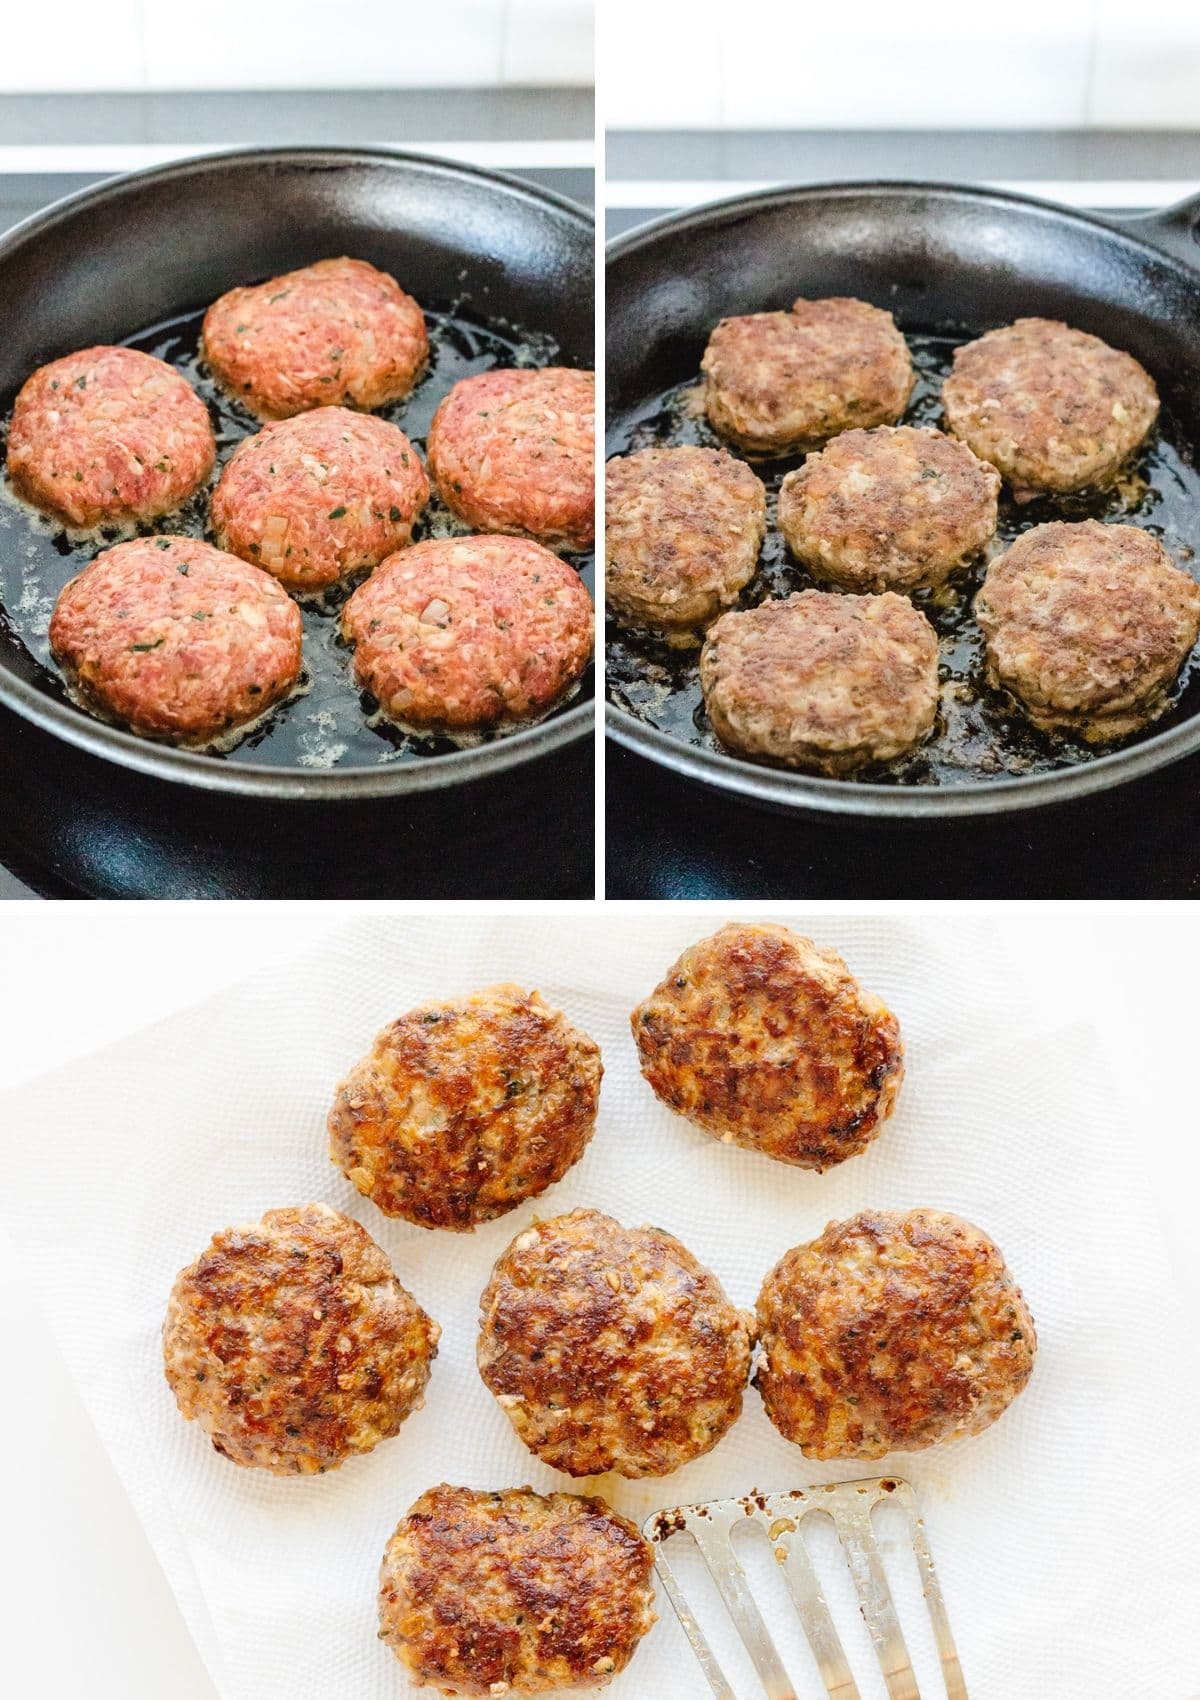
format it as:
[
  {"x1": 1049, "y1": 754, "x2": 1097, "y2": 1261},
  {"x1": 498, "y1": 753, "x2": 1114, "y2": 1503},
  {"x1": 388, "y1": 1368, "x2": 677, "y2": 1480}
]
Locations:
[
  {"x1": 212, "y1": 406, "x2": 428, "y2": 591},
  {"x1": 202, "y1": 256, "x2": 428, "y2": 419},
  {"x1": 6, "y1": 344, "x2": 215, "y2": 527}
]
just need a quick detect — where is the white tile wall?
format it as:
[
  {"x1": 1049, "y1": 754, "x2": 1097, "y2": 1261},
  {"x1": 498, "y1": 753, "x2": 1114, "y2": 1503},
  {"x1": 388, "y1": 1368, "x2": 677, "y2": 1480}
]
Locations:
[
  {"x1": 1, "y1": 2, "x2": 144, "y2": 93},
  {"x1": 1088, "y1": 1, "x2": 1200, "y2": 125},
  {"x1": 601, "y1": 0, "x2": 1200, "y2": 129},
  {"x1": 0, "y1": 0, "x2": 593, "y2": 92},
  {"x1": 502, "y1": 0, "x2": 594, "y2": 85}
]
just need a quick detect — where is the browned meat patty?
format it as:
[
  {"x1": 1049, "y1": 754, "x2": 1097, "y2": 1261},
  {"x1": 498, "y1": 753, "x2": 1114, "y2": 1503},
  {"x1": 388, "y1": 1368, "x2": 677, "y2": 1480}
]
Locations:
[
  {"x1": 632, "y1": 921, "x2": 903, "y2": 1169},
  {"x1": 211, "y1": 405, "x2": 428, "y2": 592},
  {"x1": 202, "y1": 256, "x2": 428, "y2": 419},
  {"x1": 778, "y1": 424, "x2": 1000, "y2": 592},
  {"x1": 941, "y1": 317, "x2": 1159, "y2": 501},
  {"x1": 162, "y1": 1203, "x2": 438, "y2": 1474},
  {"x1": 48, "y1": 535, "x2": 303, "y2": 744},
  {"x1": 755, "y1": 1209, "x2": 1036, "y2": 1459},
  {"x1": 701, "y1": 297, "x2": 914, "y2": 457},
  {"x1": 700, "y1": 589, "x2": 939, "y2": 773},
  {"x1": 341, "y1": 534, "x2": 593, "y2": 732},
  {"x1": 426, "y1": 366, "x2": 595, "y2": 550},
  {"x1": 6, "y1": 344, "x2": 215, "y2": 527},
  {"x1": 379, "y1": 1484, "x2": 656, "y2": 1696},
  {"x1": 477, "y1": 1208, "x2": 754, "y2": 1478},
  {"x1": 605, "y1": 444, "x2": 766, "y2": 643},
  {"x1": 328, "y1": 983, "x2": 603, "y2": 1230},
  {"x1": 975, "y1": 519, "x2": 1200, "y2": 741}
]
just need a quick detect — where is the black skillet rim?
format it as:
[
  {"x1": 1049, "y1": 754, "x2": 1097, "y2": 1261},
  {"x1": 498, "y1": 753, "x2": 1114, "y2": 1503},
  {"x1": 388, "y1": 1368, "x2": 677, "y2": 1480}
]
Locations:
[
  {"x1": 0, "y1": 144, "x2": 595, "y2": 803},
  {"x1": 605, "y1": 177, "x2": 1200, "y2": 820}
]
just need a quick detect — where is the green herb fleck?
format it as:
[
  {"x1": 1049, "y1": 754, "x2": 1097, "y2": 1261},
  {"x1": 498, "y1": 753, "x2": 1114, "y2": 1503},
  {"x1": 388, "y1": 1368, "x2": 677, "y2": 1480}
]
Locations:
[
  {"x1": 129, "y1": 638, "x2": 164, "y2": 652},
  {"x1": 328, "y1": 505, "x2": 347, "y2": 519},
  {"x1": 389, "y1": 506, "x2": 401, "y2": 521},
  {"x1": 155, "y1": 539, "x2": 172, "y2": 550}
]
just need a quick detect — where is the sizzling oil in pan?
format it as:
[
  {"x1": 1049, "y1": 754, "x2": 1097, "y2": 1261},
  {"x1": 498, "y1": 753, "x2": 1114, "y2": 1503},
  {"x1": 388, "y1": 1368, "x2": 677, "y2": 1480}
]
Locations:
[
  {"x1": 606, "y1": 328, "x2": 1200, "y2": 785},
  {"x1": 0, "y1": 304, "x2": 594, "y2": 771}
]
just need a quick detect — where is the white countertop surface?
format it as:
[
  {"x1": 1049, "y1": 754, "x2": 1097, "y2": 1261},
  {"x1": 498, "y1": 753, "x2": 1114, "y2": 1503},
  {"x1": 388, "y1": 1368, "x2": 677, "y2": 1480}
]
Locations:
[{"x1": 0, "y1": 900, "x2": 1195, "y2": 1699}]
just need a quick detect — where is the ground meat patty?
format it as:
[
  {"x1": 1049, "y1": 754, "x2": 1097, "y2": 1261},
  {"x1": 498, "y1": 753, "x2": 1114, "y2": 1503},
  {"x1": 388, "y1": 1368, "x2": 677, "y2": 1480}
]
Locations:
[
  {"x1": 379, "y1": 1484, "x2": 656, "y2": 1696},
  {"x1": 328, "y1": 984, "x2": 602, "y2": 1231},
  {"x1": 162, "y1": 1202, "x2": 438, "y2": 1474},
  {"x1": 211, "y1": 406, "x2": 428, "y2": 591},
  {"x1": 701, "y1": 297, "x2": 914, "y2": 457},
  {"x1": 341, "y1": 534, "x2": 593, "y2": 732},
  {"x1": 48, "y1": 535, "x2": 302, "y2": 743},
  {"x1": 632, "y1": 922, "x2": 903, "y2": 1170},
  {"x1": 700, "y1": 589, "x2": 939, "y2": 773},
  {"x1": 478, "y1": 1208, "x2": 754, "y2": 1478},
  {"x1": 426, "y1": 367, "x2": 595, "y2": 550},
  {"x1": 755, "y1": 1209, "x2": 1036, "y2": 1458},
  {"x1": 941, "y1": 317, "x2": 1159, "y2": 501},
  {"x1": 778, "y1": 425, "x2": 1000, "y2": 593},
  {"x1": 202, "y1": 256, "x2": 428, "y2": 419},
  {"x1": 975, "y1": 519, "x2": 1200, "y2": 741},
  {"x1": 605, "y1": 444, "x2": 766, "y2": 643},
  {"x1": 6, "y1": 345, "x2": 215, "y2": 527}
]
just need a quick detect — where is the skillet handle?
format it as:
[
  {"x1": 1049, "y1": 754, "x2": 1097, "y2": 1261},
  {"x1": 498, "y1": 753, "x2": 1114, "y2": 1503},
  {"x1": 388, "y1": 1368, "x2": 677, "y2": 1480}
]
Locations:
[{"x1": 1110, "y1": 191, "x2": 1200, "y2": 269}]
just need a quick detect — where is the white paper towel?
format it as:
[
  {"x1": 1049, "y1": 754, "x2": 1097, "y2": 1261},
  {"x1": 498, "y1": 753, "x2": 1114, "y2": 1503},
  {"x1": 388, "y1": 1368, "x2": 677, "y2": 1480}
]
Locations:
[{"x1": 0, "y1": 909, "x2": 1196, "y2": 1700}]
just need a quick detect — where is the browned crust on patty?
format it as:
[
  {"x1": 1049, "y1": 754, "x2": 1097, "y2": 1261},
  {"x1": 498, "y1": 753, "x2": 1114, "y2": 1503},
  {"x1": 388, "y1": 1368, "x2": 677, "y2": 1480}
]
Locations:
[
  {"x1": 379, "y1": 1483, "x2": 656, "y2": 1695},
  {"x1": 604, "y1": 444, "x2": 766, "y2": 643},
  {"x1": 477, "y1": 1208, "x2": 754, "y2": 1478},
  {"x1": 328, "y1": 985, "x2": 602, "y2": 1231},
  {"x1": 940, "y1": 317, "x2": 1159, "y2": 501},
  {"x1": 162, "y1": 1203, "x2": 438, "y2": 1474},
  {"x1": 701, "y1": 297, "x2": 914, "y2": 457},
  {"x1": 699, "y1": 589, "x2": 940, "y2": 774},
  {"x1": 777, "y1": 425, "x2": 1001, "y2": 593},
  {"x1": 632, "y1": 922, "x2": 903, "y2": 1169},
  {"x1": 755, "y1": 1208, "x2": 1036, "y2": 1459},
  {"x1": 975, "y1": 519, "x2": 1200, "y2": 741}
]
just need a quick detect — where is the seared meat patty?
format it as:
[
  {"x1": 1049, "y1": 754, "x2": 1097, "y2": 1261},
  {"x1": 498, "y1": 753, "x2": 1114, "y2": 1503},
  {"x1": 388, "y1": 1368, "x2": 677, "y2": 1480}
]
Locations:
[
  {"x1": 941, "y1": 317, "x2": 1158, "y2": 501},
  {"x1": 778, "y1": 424, "x2": 1000, "y2": 593},
  {"x1": 975, "y1": 519, "x2": 1200, "y2": 741},
  {"x1": 755, "y1": 1208, "x2": 1036, "y2": 1458},
  {"x1": 478, "y1": 1207, "x2": 754, "y2": 1478},
  {"x1": 163, "y1": 1202, "x2": 438, "y2": 1474},
  {"x1": 605, "y1": 443, "x2": 766, "y2": 643},
  {"x1": 379, "y1": 1484, "x2": 655, "y2": 1695},
  {"x1": 701, "y1": 297, "x2": 913, "y2": 457},
  {"x1": 328, "y1": 984, "x2": 602, "y2": 1230},
  {"x1": 700, "y1": 588, "x2": 939, "y2": 772}
]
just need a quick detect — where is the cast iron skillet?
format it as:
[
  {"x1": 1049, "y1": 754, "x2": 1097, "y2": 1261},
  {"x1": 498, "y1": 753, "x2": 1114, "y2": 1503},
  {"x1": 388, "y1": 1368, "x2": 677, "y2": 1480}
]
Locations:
[
  {"x1": 606, "y1": 179, "x2": 1200, "y2": 821},
  {"x1": 0, "y1": 146, "x2": 594, "y2": 897}
]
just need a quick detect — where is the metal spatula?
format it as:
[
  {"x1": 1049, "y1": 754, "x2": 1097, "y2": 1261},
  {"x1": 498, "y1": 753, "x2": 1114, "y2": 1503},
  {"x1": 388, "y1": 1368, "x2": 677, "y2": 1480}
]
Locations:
[{"x1": 643, "y1": 1478, "x2": 968, "y2": 1700}]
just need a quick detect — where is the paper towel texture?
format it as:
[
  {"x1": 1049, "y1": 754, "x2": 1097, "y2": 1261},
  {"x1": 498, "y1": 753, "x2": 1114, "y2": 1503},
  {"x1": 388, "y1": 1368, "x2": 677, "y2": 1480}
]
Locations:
[{"x1": 0, "y1": 910, "x2": 1196, "y2": 1700}]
